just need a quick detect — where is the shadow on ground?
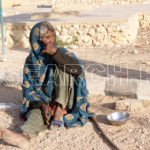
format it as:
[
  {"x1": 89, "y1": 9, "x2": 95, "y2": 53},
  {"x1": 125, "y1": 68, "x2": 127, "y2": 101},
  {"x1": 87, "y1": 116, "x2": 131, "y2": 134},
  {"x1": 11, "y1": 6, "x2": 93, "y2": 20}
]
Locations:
[
  {"x1": 81, "y1": 59, "x2": 150, "y2": 80},
  {"x1": 0, "y1": 86, "x2": 24, "y2": 131},
  {"x1": 96, "y1": 114, "x2": 110, "y2": 125},
  {"x1": 0, "y1": 86, "x2": 24, "y2": 147}
]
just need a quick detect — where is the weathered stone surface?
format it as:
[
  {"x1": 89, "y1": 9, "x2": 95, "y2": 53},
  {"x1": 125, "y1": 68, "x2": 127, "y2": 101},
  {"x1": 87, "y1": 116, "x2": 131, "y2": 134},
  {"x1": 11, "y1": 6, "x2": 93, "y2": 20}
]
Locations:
[
  {"x1": 59, "y1": 35, "x2": 73, "y2": 43},
  {"x1": 105, "y1": 78, "x2": 138, "y2": 98},
  {"x1": 88, "y1": 28, "x2": 95, "y2": 36},
  {"x1": 2, "y1": 0, "x2": 22, "y2": 8},
  {"x1": 96, "y1": 27, "x2": 106, "y2": 32},
  {"x1": 55, "y1": 25, "x2": 62, "y2": 31},
  {"x1": 139, "y1": 14, "x2": 150, "y2": 27},
  {"x1": 53, "y1": 0, "x2": 150, "y2": 10},
  {"x1": 116, "y1": 24, "x2": 127, "y2": 32},
  {"x1": 115, "y1": 99, "x2": 144, "y2": 112},
  {"x1": 136, "y1": 80, "x2": 150, "y2": 100},
  {"x1": 60, "y1": 28, "x2": 68, "y2": 35},
  {"x1": 1, "y1": 12, "x2": 150, "y2": 49},
  {"x1": 86, "y1": 76, "x2": 106, "y2": 95}
]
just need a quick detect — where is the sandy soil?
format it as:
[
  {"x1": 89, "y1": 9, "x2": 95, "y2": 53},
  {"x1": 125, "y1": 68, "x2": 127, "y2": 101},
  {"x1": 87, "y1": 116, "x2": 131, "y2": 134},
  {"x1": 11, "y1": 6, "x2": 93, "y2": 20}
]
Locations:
[
  {"x1": 0, "y1": 27, "x2": 150, "y2": 150},
  {"x1": 0, "y1": 86, "x2": 150, "y2": 150}
]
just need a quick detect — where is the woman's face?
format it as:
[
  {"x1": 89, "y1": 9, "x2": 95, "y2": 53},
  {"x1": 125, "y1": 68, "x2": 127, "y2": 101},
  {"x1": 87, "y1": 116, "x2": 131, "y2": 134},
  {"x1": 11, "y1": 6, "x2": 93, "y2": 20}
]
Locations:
[{"x1": 40, "y1": 30, "x2": 55, "y2": 45}]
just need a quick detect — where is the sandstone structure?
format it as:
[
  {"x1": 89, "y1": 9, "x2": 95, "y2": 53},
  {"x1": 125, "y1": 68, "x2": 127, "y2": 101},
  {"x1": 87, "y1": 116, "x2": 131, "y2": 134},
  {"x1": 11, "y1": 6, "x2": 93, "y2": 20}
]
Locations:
[
  {"x1": 0, "y1": 1, "x2": 150, "y2": 49},
  {"x1": 1, "y1": 13, "x2": 149, "y2": 49}
]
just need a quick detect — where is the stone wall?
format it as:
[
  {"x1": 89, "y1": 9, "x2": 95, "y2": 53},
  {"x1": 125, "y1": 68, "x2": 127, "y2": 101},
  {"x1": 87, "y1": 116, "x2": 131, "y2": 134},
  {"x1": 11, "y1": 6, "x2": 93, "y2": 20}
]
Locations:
[
  {"x1": 2, "y1": 0, "x2": 150, "y2": 9},
  {"x1": 2, "y1": 0, "x2": 22, "y2": 8},
  {"x1": 0, "y1": 13, "x2": 150, "y2": 49},
  {"x1": 2, "y1": 0, "x2": 51, "y2": 9},
  {"x1": 52, "y1": 0, "x2": 150, "y2": 9},
  {"x1": 139, "y1": 13, "x2": 150, "y2": 27}
]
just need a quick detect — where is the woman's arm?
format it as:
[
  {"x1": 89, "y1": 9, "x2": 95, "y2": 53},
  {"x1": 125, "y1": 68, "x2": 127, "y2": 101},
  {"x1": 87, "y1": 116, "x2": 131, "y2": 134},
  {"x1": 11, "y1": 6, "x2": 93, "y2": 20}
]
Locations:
[{"x1": 52, "y1": 49, "x2": 82, "y2": 76}]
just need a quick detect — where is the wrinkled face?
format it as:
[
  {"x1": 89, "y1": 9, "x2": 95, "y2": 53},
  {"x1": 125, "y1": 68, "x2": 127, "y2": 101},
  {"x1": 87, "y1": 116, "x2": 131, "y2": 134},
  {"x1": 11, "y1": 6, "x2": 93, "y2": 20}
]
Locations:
[{"x1": 40, "y1": 30, "x2": 55, "y2": 45}]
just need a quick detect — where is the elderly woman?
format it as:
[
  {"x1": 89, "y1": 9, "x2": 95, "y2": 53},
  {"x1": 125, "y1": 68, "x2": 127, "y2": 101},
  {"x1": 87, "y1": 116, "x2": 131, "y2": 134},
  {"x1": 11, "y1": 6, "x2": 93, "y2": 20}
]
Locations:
[{"x1": 0, "y1": 21, "x2": 93, "y2": 149}]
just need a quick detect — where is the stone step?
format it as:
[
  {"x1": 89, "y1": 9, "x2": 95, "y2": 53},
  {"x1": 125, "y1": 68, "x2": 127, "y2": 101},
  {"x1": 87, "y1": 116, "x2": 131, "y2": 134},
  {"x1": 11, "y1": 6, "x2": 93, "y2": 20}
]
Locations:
[{"x1": 115, "y1": 99, "x2": 150, "y2": 112}]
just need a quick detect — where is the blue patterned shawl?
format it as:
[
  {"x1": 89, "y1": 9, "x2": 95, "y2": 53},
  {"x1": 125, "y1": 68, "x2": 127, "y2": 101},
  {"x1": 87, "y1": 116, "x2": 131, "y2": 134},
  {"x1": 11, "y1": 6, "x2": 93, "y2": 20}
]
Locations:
[{"x1": 21, "y1": 22, "x2": 93, "y2": 128}]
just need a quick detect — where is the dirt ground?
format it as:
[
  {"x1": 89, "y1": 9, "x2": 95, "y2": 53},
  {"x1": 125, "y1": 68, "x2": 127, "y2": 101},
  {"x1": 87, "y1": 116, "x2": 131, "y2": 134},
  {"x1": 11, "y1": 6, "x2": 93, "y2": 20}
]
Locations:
[
  {"x1": 0, "y1": 86, "x2": 150, "y2": 150},
  {"x1": 0, "y1": 27, "x2": 150, "y2": 150}
]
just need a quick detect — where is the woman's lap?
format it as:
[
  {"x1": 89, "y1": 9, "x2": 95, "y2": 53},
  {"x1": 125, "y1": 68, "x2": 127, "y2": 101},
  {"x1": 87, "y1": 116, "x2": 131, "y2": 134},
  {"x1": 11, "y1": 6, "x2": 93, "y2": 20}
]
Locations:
[{"x1": 21, "y1": 69, "x2": 75, "y2": 138}]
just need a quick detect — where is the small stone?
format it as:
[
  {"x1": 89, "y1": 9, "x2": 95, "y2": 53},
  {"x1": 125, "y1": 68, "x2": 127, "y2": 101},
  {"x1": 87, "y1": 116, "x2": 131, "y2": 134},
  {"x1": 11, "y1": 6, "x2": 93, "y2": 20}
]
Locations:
[
  {"x1": 145, "y1": 61, "x2": 150, "y2": 65},
  {"x1": 70, "y1": 45, "x2": 78, "y2": 49},
  {"x1": 88, "y1": 29, "x2": 95, "y2": 36},
  {"x1": 134, "y1": 50, "x2": 138, "y2": 54},
  {"x1": 73, "y1": 24, "x2": 80, "y2": 29},
  {"x1": 59, "y1": 35, "x2": 72, "y2": 43},
  {"x1": 46, "y1": 132, "x2": 51, "y2": 138},
  {"x1": 96, "y1": 27, "x2": 106, "y2": 32},
  {"x1": 55, "y1": 31, "x2": 60, "y2": 36},
  {"x1": 115, "y1": 99, "x2": 144, "y2": 112},
  {"x1": 55, "y1": 25, "x2": 62, "y2": 31},
  {"x1": 107, "y1": 27, "x2": 113, "y2": 33},
  {"x1": 64, "y1": 46, "x2": 68, "y2": 49},
  {"x1": 60, "y1": 28, "x2": 68, "y2": 35},
  {"x1": 137, "y1": 146, "x2": 143, "y2": 149},
  {"x1": 115, "y1": 73, "x2": 127, "y2": 78},
  {"x1": 128, "y1": 129, "x2": 133, "y2": 133},
  {"x1": 116, "y1": 44, "x2": 121, "y2": 47},
  {"x1": 116, "y1": 25, "x2": 127, "y2": 32},
  {"x1": 134, "y1": 45, "x2": 142, "y2": 48},
  {"x1": 0, "y1": 56, "x2": 8, "y2": 62},
  {"x1": 108, "y1": 74, "x2": 115, "y2": 78}
]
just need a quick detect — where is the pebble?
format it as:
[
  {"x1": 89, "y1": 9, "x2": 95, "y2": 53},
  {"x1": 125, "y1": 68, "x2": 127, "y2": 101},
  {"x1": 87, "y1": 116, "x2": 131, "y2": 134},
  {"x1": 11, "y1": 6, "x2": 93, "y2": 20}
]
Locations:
[
  {"x1": 134, "y1": 50, "x2": 138, "y2": 54},
  {"x1": 0, "y1": 57, "x2": 8, "y2": 62},
  {"x1": 70, "y1": 45, "x2": 78, "y2": 49},
  {"x1": 145, "y1": 61, "x2": 150, "y2": 65},
  {"x1": 46, "y1": 132, "x2": 51, "y2": 138},
  {"x1": 115, "y1": 72, "x2": 127, "y2": 78},
  {"x1": 128, "y1": 129, "x2": 133, "y2": 133},
  {"x1": 137, "y1": 145, "x2": 143, "y2": 149},
  {"x1": 108, "y1": 74, "x2": 115, "y2": 78},
  {"x1": 64, "y1": 46, "x2": 68, "y2": 49}
]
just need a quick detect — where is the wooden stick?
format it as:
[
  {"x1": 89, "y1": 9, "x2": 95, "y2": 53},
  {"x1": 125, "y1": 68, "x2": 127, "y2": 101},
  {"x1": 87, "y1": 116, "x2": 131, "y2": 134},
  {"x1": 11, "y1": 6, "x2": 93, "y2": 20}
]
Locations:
[{"x1": 89, "y1": 117, "x2": 120, "y2": 150}]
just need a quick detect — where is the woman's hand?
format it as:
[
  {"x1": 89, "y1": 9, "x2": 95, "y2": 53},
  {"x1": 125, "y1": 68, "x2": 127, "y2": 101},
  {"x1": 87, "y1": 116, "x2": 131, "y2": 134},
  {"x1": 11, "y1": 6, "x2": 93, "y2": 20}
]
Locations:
[
  {"x1": 42, "y1": 44, "x2": 57, "y2": 55},
  {"x1": 41, "y1": 104, "x2": 52, "y2": 125}
]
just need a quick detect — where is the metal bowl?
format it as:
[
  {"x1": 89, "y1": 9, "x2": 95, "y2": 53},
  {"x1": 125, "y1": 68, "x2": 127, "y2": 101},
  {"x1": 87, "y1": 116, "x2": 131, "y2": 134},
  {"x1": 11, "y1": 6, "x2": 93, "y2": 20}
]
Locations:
[{"x1": 107, "y1": 111, "x2": 130, "y2": 126}]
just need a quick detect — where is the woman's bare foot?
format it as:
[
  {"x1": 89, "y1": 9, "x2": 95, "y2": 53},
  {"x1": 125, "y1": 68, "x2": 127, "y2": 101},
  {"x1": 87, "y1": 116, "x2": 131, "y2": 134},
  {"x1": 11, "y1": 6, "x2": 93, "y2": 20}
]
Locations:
[
  {"x1": 50, "y1": 103, "x2": 64, "y2": 129},
  {"x1": 0, "y1": 128, "x2": 30, "y2": 149}
]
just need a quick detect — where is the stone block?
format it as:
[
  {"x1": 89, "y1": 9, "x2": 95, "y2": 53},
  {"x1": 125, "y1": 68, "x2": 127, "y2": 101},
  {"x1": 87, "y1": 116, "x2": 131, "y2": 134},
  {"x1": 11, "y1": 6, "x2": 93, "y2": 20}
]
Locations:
[
  {"x1": 2, "y1": 0, "x2": 23, "y2": 8},
  {"x1": 105, "y1": 78, "x2": 138, "y2": 98},
  {"x1": 86, "y1": 76, "x2": 106, "y2": 95},
  {"x1": 136, "y1": 80, "x2": 150, "y2": 100},
  {"x1": 115, "y1": 99, "x2": 150, "y2": 112}
]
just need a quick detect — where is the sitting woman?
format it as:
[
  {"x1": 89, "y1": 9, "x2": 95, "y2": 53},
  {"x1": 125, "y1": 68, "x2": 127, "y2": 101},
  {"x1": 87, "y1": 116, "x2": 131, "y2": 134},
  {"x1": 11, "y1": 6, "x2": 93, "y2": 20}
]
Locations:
[{"x1": 0, "y1": 21, "x2": 93, "y2": 149}]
